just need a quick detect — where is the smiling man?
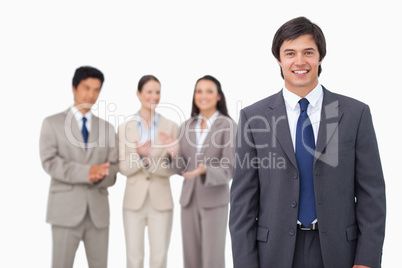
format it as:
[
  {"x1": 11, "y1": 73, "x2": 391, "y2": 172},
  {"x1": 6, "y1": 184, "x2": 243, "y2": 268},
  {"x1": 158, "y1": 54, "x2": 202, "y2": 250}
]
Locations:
[
  {"x1": 229, "y1": 17, "x2": 386, "y2": 268},
  {"x1": 40, "y1": 66, "x2": 118, "y2": 268}
]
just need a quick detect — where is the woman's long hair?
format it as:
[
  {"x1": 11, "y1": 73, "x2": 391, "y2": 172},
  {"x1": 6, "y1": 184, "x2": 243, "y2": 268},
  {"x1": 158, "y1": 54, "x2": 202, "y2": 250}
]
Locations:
[{"x1": 190, "y1": 75, "x2": 230, "y2": 118}]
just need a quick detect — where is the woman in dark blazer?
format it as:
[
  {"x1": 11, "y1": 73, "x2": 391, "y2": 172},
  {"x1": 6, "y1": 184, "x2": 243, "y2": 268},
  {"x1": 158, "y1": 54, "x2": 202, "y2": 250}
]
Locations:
[{"x1": 163, "y1": 75, "x2": 237, "y2": 268}]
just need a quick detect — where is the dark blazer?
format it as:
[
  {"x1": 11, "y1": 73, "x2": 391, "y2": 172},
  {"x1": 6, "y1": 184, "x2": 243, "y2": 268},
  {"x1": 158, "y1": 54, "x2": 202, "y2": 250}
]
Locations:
[
  {"x1": 229, "y1": 87, "x2": 386, "y2": 268},
  {"x1": 172, "y1": 115, "x2": 237, "y2": 208}
]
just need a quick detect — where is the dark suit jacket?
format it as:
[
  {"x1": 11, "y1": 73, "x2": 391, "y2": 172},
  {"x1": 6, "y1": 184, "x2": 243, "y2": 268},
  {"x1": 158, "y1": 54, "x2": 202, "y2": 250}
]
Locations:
[{"x1": 229, "y1": 87, "x2": 386, "y2": 268}]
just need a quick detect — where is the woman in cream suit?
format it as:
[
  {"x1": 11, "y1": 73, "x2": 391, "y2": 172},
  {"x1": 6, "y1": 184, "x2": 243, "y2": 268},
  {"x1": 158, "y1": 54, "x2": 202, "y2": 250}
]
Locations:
[
  {"x1": 164, "y1": 75, "x2": 237, "y2": 268},
  {"x1": 119, "y1": 75, "x2": 178, "y2": 268}
]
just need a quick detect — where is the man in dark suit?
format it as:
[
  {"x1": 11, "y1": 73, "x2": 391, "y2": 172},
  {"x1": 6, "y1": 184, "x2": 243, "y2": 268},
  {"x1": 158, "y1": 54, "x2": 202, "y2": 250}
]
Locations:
[{"x1": 229, "y1": 17, "x2": 386, "y2": 268}]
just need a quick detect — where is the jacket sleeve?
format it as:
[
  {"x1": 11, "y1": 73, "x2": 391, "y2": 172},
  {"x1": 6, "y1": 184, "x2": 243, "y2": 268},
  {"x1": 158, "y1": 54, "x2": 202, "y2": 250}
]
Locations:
[
  {"x1": 204, "y1": 119, "x2": 237, "y2": 187},
  {"x1": 149, "y1": 122, "x2": 180, "y2": 178},
  {"x1": 118, "y1": 122, "x2": 142, "y2": 177},
  {"x1": 353, "y1": 105, "x2": 386, "y2": 268},
  {"x1": 170, "y1": 123, "x2": 189, "y2": 175},
  {"x1": 39, "y1": 117, "x2": 92, "y2": 184},
  {"x1": 97, "y1": 122, "x2": 118, "y2": 188},
  {"x1": 229, "y1": 109, "x2": 260, "y2": 268}
]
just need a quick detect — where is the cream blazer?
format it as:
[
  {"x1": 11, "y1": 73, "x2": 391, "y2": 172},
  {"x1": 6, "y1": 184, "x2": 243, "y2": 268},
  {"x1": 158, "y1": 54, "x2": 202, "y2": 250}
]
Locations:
[{"x1": 119, "y1": 114, "x2": 179, "y2": 211}]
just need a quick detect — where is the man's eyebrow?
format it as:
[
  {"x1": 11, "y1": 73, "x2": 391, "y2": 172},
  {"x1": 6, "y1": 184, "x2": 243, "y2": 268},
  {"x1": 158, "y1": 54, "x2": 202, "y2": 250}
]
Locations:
[{"x1": 283, "y1": 47, "x2": 316, "y2": 52}]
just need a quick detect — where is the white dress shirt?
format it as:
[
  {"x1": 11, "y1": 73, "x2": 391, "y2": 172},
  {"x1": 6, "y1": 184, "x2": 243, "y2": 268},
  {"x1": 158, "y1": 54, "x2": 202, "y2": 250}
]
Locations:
[
  {"x1": 282, "y1": 83, "x2": 323, "y2": 225},
  {"x1": 71, "y1": 106, "x2": 92, "y2": 132},
  {"x1": 282, "y1": 83, "x2": 323, "y2": 151},
  {"x1": 195, "y1": 111, "x2": 219, "y2": 154}
]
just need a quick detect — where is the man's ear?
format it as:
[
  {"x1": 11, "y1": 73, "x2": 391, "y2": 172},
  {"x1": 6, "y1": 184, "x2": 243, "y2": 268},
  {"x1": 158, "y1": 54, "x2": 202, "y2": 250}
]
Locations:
[
  {"x1": 319, "y1": 56, "x2": 324, "y2": 65},
  {"x1": 72, "y1": 86, "x2": 77, "y2": 101}
]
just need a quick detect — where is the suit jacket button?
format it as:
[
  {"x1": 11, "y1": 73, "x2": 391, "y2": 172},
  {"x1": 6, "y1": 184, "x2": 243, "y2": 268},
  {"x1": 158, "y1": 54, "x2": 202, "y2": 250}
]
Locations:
[
  {"x1": 146, "y1": 177, "x2": 150, "y2": 180},
  {"x1": 289, "y1": 228, "x2": 295, "y2": 236},
  {"x1": 291, "y1": 201, "x2": 297, "y2": 208},
  {"x1": 293, "y1": 173, "x2": 298, "y2": 179}
]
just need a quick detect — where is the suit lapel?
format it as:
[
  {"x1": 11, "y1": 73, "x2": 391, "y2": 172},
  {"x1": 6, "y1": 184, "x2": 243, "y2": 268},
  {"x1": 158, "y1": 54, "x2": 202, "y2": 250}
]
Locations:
[
  {"x1": 184, "y1": 118, "x2": 198, "y2": 160},
  {"x1": 64, "y1": 109, "x2": 87, "y2": 155},
  {"x1": 314, "y1": 87, "x2": 343, "y2": 163},
  {"x1": 151, "y1": 115, "x2": 168, "y2": 158},
  {"x1": 264, "y1": 91, "x2": 298, "y2": 169},
  {"x1": 260, "y1": 88, "x2": 343, "y2": 168},
  {"x1": 126, "y1": 116, "x2": 140, "y2": 147},
  {"x1": 199, "y1": 115, "x2": 225, "y2": 157},
  {"x1": 86, "y1": 115, "x2": 100, "y2": 160}
]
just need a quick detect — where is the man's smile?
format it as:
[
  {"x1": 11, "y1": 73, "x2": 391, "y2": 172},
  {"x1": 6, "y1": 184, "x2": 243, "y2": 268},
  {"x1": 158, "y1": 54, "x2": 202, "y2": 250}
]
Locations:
[{"x1": 292, "y1": 70, "x2": 309, "y2": 74}]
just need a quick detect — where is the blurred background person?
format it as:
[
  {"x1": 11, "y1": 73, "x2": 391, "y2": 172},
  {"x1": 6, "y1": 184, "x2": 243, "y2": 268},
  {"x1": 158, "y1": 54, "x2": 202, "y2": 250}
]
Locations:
[
  {"x1": 40, "y1": 66, "x2": 118, "y2": 268},
  {"x1": 163, "y1": 75, "x2": 237, "y2": 268},
  {"x1": 119, "y1": 75, "x2": 178, "y2": 268}
]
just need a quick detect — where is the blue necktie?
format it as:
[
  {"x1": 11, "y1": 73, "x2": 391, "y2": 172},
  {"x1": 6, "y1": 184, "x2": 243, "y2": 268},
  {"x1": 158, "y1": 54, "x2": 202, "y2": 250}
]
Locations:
[
  {"x1": 82, "y1": 117, "x2": 89, "y2": 147},
  {"x1": 296, "y1": 98, "x2": 316, "y2": 227}
]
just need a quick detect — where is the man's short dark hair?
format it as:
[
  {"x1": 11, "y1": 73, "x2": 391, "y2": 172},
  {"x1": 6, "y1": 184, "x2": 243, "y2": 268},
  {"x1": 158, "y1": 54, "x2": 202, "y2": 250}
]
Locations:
[
  {"x1": 271, "y1": 17, "x2": 326, "y2": 77},
  {"x1": 72, "y1": 66, "x2": 105, "y2": 89}
]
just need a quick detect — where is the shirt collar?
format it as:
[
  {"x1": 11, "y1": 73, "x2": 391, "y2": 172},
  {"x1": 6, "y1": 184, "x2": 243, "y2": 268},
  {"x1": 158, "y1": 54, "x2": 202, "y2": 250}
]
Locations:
[
  {"x1": 197, "y1": 110, "x2": 220, "y2": 120},
  {"x1": 282, "y1": 83, "x2": 323, "y2": 110},
  {"x1": 71, "y1": 105, "x2": 92, "y2": 122},
  {"x1": 197, "y1": 111, "x2": 220, "y2": 127},
  {"x1": 135, "y1": 112, "x2": 159, "y2": 128}
]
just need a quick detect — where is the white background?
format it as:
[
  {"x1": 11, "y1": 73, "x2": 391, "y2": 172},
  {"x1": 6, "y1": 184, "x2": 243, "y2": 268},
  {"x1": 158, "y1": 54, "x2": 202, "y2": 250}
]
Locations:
[{"x1": 1, "y1": 0, "x2": 400, "y2": 267}]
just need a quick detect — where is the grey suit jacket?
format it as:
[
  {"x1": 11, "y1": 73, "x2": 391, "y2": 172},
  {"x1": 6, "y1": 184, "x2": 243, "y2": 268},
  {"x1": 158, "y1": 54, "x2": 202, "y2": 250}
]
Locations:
[
  {"x1": 173, "y1": 115, "x2": 237, "y2": 208},
  {"x1": 40, "y1": 109, "x2": 118, "y2": 228},
  {"x1": 229, "y1": 87, "x2": 386, "y2": 268},
  {"x1": 119, "y1": 114, "x2": 179, "y2": 211}
]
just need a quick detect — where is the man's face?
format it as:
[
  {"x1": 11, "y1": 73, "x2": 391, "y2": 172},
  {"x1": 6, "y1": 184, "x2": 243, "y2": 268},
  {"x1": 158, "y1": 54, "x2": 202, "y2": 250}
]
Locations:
[
  {"x1": 277, "y1": 34, "x2": 322, "y2": 96},
  {"x1": 73, "y1": 77, "x2": 102, "y2": 114}
]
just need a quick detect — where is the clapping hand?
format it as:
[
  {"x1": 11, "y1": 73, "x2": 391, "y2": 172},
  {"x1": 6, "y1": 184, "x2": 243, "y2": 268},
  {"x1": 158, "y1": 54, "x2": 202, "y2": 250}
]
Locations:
[
  {"x1": 89, "y1": 162, "x2": 110, "y2": 183},
  {"x1": 136, "y1": 140, "x2": 151, "y2": 158},
  {"x1": 159, "y1": 131, "x2": 179, "y2": 156},
  {"x1": 182, "y1": 163, "x2": 206, "y2": 180}
]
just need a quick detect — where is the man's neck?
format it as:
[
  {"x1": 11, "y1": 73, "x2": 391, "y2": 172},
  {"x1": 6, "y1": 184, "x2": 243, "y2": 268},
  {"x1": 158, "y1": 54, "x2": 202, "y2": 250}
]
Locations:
[
  {"x1": 73, "y1": 105, "x2": 90, "y2": 115},
  {"x1": 285, "y1": 81, "x2": 318, "y2": 98}
]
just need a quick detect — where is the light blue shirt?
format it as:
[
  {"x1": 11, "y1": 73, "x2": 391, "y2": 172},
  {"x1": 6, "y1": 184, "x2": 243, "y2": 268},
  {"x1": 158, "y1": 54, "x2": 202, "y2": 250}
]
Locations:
[{"x1": 135, "y1": 112, "x2": 160, "y2": 144}]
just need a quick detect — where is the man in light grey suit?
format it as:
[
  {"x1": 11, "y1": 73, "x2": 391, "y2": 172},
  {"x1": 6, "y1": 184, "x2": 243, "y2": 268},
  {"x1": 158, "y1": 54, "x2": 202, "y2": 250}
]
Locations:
[
  {"x1": 229, "y1": 17, "x2": 386, "y2": 268},
  {"x1": 40, "y1": 66, "x2": 118, "y2": 268}
]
